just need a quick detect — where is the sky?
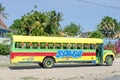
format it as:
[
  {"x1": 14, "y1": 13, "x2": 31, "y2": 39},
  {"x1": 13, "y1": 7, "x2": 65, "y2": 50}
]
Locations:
[{"x1": 1, "y1": 0, "x2": 120, "y2": 32}]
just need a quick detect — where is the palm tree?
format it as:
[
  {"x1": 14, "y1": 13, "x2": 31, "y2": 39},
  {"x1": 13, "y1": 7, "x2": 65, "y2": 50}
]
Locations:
[
  {"x1": 0, "y1": 3, "x2": 7, "y2": 19},
  {"x1": 97, "y1": 16, "x2": 120, "y2": 38},
  {"x1": 31, "y1": 11, "x2": 48, "y2": 36},
  {"x1": 45, "y1": 10, "x2": 63, "y2": 36},
  {"x1": 21, "y1": 11, "x2": 48, "y2": 36}
]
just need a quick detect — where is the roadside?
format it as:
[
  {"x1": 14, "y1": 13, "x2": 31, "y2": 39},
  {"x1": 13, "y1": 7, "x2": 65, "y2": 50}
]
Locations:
[{"x1": 0, "y1": 55, "x2": 120, "y2": 80}]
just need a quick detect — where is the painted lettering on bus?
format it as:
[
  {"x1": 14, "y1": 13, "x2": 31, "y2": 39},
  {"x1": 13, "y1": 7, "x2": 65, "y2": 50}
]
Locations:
[{"x1": 56, "y1": 50, "x2": 83, "y2": 58}]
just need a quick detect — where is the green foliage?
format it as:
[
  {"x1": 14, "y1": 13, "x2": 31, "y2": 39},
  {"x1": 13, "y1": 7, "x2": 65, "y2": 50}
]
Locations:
[
  {"x1": 10, "y1": 19, "x2": 24, "y2": 35},
  {"x1": 63, "y1": 23, "x2": 81, "y2": 37},
  {"x1": 97, "y1": 16, "x2": 120, "y2": 38},
  {"x1": 45, "y1": 11, "x2": 63, "y2": 36},
  {"x1": 0, "y1": 44, "x2": 10, "y2": 55},
  {"x1": 6, "y1": 32, "x2": 13, "y2": 38},
  {"x1": 10, "y1": 10, "x2": 63, "y2": 36},
  {"x1": 104, "y1": 43, "x2": 116, "y2": 55},
  {"x1": 88, "y1": 30, "x2": 104, "y2": 38},
  {"x1": 0, "y1": 3, "x2": 8, "y2": 19},
  {"x1": 20, "y1": 76, "x2": 38, "y2": 80}
]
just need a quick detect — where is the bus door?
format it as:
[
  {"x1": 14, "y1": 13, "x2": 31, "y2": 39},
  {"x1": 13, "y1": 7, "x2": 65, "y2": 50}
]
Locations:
[{"x1": 96, "y1": 44, "x2": 103, "y2": 64}]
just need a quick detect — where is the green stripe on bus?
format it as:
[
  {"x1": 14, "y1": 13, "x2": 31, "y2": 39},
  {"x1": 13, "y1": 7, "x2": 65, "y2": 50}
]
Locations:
[{"x1": 12, "y1": 49, "x2": 96, "y2": 52}]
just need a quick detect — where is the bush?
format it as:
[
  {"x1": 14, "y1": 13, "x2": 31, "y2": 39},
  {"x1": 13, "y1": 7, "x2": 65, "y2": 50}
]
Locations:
[{"x1": 0, "y1": 44, "x2": 10, "y2": 55}]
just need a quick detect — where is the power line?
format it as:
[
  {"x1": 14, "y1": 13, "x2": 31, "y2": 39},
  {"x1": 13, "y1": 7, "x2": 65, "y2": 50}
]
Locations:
[{"x1": 78, "y1": 0, "x2": 120, "y2": 9}]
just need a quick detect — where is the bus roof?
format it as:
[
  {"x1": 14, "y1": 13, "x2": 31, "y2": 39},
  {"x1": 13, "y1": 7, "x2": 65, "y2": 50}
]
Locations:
[{"x1": 12, "y1": 35, "x2": 103, "y2": 44}]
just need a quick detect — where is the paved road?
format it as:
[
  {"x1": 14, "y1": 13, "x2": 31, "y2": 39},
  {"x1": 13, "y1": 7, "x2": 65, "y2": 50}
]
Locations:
[{"x1": 0, "y1": 56, "x2": 120, "y2": 80}]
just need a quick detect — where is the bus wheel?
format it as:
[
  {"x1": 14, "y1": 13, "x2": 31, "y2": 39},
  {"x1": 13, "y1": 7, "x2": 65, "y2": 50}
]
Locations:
[
  {"x1": 106, "y1": 56, "x2": 113, "y2": 66},
  {"x1": 42, "y1": 58, "x2": 54, "y2": 68}
]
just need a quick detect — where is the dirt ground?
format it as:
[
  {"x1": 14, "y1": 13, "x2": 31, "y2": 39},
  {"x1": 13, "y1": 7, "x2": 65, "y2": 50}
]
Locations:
[{"x1": 0, "y1": 55, "x2": 120, "y2": 80}]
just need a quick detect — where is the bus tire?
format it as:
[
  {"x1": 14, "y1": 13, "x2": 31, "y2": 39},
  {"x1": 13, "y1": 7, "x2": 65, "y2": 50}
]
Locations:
[
  {"x1": 106, "y1": 56, "x2": 113, "y2": 66},
  {"x1": 42, "y1": 58, "x2": 54, "y2": 68}
]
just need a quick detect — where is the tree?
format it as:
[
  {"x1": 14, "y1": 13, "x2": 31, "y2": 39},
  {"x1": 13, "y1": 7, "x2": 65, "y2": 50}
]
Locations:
[
  {"x1": 63, "y1": 23, "x2": 81, "y2": 37},
  {"x1": 97, "y1": 16, "x2": 120, "y2": 38},
  {"x1": 45, "y1": 10, "x2": 63, "y2": 36},
  {"x1": 0, "y1": 3, "x2": 8, "y2": 19},
  {"x1": 88, "y1": 30, "x2": 104, "y2": 38},
  {"x1": 21, "y1": 11, "x2": 48, "y2": 36},
  {"x1": 10, "y1": 10, "x2": 63, "y2": 36},
  {"x1": 10, "y1": 19, "x2": 25, "y2": 34},
  {"x1": 118, "y1": 22, "x2": 120, "y2": 33}
]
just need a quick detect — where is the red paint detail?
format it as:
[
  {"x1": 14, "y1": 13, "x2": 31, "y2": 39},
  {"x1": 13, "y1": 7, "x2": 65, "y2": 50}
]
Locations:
[
  {"x1": 11, "y1": 52, "x2": 96, "y2": 59},
  {"x1": 11, "y1": 52, "x2": 56, "y2": 59},
  {"x1": 46, "y1": 43, "x2": 48, "y2": 46},
  {"x1": 38, "y1": 43, "x2": 40, "y2": 46},
  {"x1": 30, "y1": 43, "x2": 32, "y2": 46},
  {"x1": 22, "y1": 42, "x2": 24, "y2": 46},
  {"x1": 82, "y1": 52, "x2": 96, "y2": 56}
]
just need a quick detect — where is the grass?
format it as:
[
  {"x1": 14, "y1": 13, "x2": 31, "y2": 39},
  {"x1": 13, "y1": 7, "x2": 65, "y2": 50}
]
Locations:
[
  {"x1": 44, "y1": 77, "x2": 56, "y2": 80},
  {"x1": 20, "y1": 77, "x2": 38, "y2": 80}
]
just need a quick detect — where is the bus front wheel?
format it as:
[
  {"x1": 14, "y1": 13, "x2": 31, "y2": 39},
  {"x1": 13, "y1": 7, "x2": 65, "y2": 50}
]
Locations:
[
  {"x1": 42, "y1": 58, "x2": 54, "y2": 68},
  {"x1": 106, "y1": 56, "x2": 113, "y2": 66}
]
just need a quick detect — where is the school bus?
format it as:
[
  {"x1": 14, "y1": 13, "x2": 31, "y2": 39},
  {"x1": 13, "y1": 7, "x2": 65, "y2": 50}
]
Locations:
[{"x1": 10, "y1": 35, "x2": 115, "y2": 68}]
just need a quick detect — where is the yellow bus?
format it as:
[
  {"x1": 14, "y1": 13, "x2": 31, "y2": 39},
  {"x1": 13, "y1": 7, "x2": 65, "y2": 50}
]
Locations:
[{"x1": 10, "y1": 35, "x2": 115, "y2": 68}]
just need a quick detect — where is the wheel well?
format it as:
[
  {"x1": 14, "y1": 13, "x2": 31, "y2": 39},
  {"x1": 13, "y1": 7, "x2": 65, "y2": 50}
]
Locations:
[
  {"x1": 105, "y1": 55, "x2": 114, "y2": 61},
  {"x1": 43, "y1": 56, "x2": 56, "y2": 62}
]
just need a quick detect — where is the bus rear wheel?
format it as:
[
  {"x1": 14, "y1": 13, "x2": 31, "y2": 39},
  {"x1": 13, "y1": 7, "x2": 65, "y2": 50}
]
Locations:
[
  {"x1": 106, "y1": 56, "x2": 113, "y2": 66},
  {"x1": 42, "y1": 58, "x2": 54, "y2": 68}
]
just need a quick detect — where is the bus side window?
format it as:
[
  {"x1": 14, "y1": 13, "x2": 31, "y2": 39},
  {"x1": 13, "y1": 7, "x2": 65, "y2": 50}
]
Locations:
[
  {"x1": 48, "y1": 43, "x2": 54, "y2": 49},
  {"x1": 24, "y1": 42, "x2": 31, "y2": 49},
  {"x1": 32, "y1": 42, "x2": 38, "y2": 49},
  {"x1": 70, "y1": 43, "x2": 75, "y2": 49},
  {"x1": 77, "y1": 43, "x2": 82, "y2": 49},
  {"x1": 55, "y1": 43, "x2": 61, "y2": 49},
  {"x1": 63, "y1": 43, "x2": 69, "y2": 49},
  {"x1": 40, "y1": 42, "x2": 46, "y2": 49},
  {"x1": 90, "y1": 44, "x2": 95, "y2": 49},
  {"x1": 83, "y1": 44, "x2": 89, "y2": 49},
  {"x1": 15, "y1": 42, "x2": 22, "y2": 48}
]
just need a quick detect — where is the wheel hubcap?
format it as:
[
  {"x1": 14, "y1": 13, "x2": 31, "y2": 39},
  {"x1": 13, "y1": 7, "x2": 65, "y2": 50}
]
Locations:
[
  {"x1": 47, "y1": 61, "x2": 52, "y2": 66},
  {"x1": 108, "y1": 58, "x2": 112, "y2": 65}
]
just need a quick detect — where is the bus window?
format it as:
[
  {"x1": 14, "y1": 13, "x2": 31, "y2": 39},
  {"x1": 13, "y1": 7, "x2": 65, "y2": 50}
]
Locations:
[
  {"x1": 63, "y1": 43, "x2": 69, "y2": 49},
  {"x1": 32, "y1": 42, "x2": 38, "y2": 49},
  {"x1": 90, "y1": 44, "x2": 95, "y2": 49},
  {"x1": 55, "y1": 43, "x2": 61, "y2": 49},
  {"x1": 70, "y1": 43, "x2": 76, "y2": 49},
  {"x1": 77, "y1": 43, "x2": 82, "y2": 49},
  {"x1": 15, "y1": 42, "x2": 22, "y2": 48},
  {"x1": 48, "y1": 43, "x2": 54, "y2": 49},
  {"x1": 83, "y1": 44, "x2": 89, "y2": 49},
  {"x1": 24, "y1": 42, "x2": 31, "y2": 49},
  {"x1": 40, "y1": 42, "x2": 46, "y2": 49}
]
